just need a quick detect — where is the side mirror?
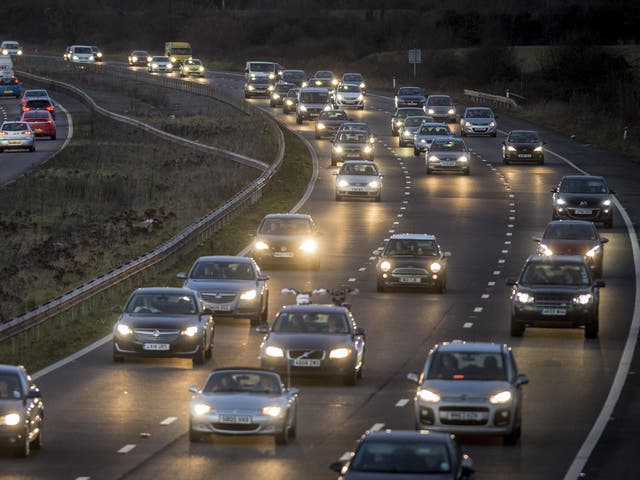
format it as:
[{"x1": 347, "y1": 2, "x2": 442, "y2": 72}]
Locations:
[
  {"x1": 531, "y1": 235, "x2": 541, "y2": 243},
  {"x1": 594, "y1": 279, "x2": 606, "y2": 288},
  {"x1": 188, "y1": 385, "x2": 199, "y2": 394},
  {"x1": 505, "y1": 278, "x2": 517, "y2": 286},
  {"x1": 286, "y1": 387, "x2": 300, "y2": 397},
  {"x1": 406, "y1": 372, "x2": 420, "y2": 384},
  {"x1": 609, "y1": 189, "x2": 616, "y2": 195},
  {"x1": 176, "y1": 272, "x2": 187, "y2": 279},
  {"x1": 354, "y1": 327, "x2": 366, "y2": 336},
  {"x1": 258, "y1": 274, "x2": 270, "y2": 281},
  {"x1": 443, "y1": 251, "x2": 452, "y2": 257},
  {"x1": 111, "y1": 306, "x2": 122, "y2": 314},
  {"x1": 551, "y1": 187, "x2": 558, "y2": 193},
  {"x1": 329, "y1": 460, "x2": 348, "y2": 473},
  {"x1": 201, "y1": 307, "x2": 213, "y2": 316},
  {"x1": 26, "y1": 388, "x2": 42, "y2": 399},
  {"x1": 516, "y1": 374, "x2": 529, "y2": 386},
  {"x1": 255, "y1": 324, "x2": 269, "y2": 334},
  {"x1": 601, "y1": 237, "x2": 609, "y2": 244}
]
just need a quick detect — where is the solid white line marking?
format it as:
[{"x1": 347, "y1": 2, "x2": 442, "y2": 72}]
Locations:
[
  {"x1": 348, "y1": 278, "x2": 356, "y2": 282},
  {"x1": 76, "y1": 477, "x2": 91, "y2": 480},
  {"x1": 481, "y1": 294, "x2": 490, "y2": 299},
  {"x1": 463, "y1": 322, "x2": 473, "y2": 328},
  {"x1": 370, "y1": 423, "x2": 385, "y2": 432},
  {"x1": 118, "y1": 444, "x2": 136, "y2": 454},
  {"x1": 160, "y1": 417, "x2": 177, "y2": 426},
  {"x1": 33, "y1": 335, "x2": 111, "y2": 380},
  {"x1": 488, "y1": 281, "x2": 496, "y2": 286},
  {"x1": 395, "y1": 399, "x2": 410, "y2": 407},
  {"x1": 493, "y1": 271, "x2": 501, "y2": 275},
  {"x1": 473, "y1": 307, "x2": 483, "y2": 313}
]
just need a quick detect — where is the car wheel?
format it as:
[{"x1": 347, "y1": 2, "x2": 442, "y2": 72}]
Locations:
[
  {"x1": 463, "y1": 169, "x2": 470, "y2": 176},
  {"x1": 392, "y1": 130, "x2": 399, "y2": 137},
  {"x1": 399, "y1": 140, "x2": 404, "y2": 148},
  {"x1": 330, "y1": 157, "x2": 336, "y2": 166},
  {"x1": 503, "y1": 157, "x2": 509, "y2": 165},
  {"x1": 376, "y1": 279, "x2": 385, "y2": 292},
  {"x1": 374, "y1": 193, "x2": 381, "y2": 202},
  {"x1": 585, "y1": 316, "x2": 599, "y2": 339},
  {"x1": 551, "y1": 210, "x2": 559, "y2": 220},
  {"x1": 113, "y1": 347, "x2": 124, "y2": 362},
  {"x1": 343, "y1": 370, "x2": 357, "y2": 386},
  {"x1": 15, "y1": 428, "x2": 30, "y2": 457},
  {"x1": 461, "y1": 130, "x2": 466, "y2": 137},
  {"x1": 510, "y1": 315, "x2": 525, "y2": 337},
  {"x1": 358, "y1": 105, "x2": 364, "y2": 110},
  {"x1": 538, "y1": 158, "x2": 544, "y2": 165},
  {"x1": 32, "y1": 427, "x2": 42, "y2": 449},
  {"x1": 438, "y1": 277, "x2": 446, "y2": 294},
  {"x1": 51, "y1": 134, "x2": 56, "y2": 140},
  {"x1": 503, "y1": 423, "x2": 521, "y2": 445},
  {"x1": 192, "y1": 338, "x2": 207, "y2": 366},
  {"x1": 413, "y1": 148, "x2": 419, "y2": 157},
  {"x1": 426, "y1": 166, "x2": 432, "y2": 175},
  {"x1": 30, "y1": 146, "x2": 35, "y2": 152},
  {"x1": 604, "y1": 218, "x2": 613, "y2": 229},
  {"x1": 205, "y1": 332, "x2": 214, "y2": 359},
  {"x1": 491, "y1": 132, "x2": 497, "y2": 137},
  {"x1": 296, "y1": 116, "x2": 302, "y2": 125},
  {"x1": 275, "y1": 417, "x2": 292, "y2": 445},
  {"x1": 315, "y1": 133, "x2": 320, "y2": 139},
  {"x1": 189, "y1": 420, "x2": 202, "y2": 442},
  {"x1": 335, "y1": 193, "x2": 342, "y2": 201}
]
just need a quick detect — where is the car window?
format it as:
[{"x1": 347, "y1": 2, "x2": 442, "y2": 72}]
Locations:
[
  {"x1": 340, "y1": 163, "x2": 378, "y2": 176},
  {"x1": 338, "y1": 84, "x2": 359, "y2": 92},
  {"x1": 320, "y1": 111, "x2": 347, "y2": 120},
  {"x1": 544, "y1": 223, "x2": 596, "y2": 240},
  {"x1": 337, "y1": 132, "x2": 366, "y2": 143},
  {"x1": 125, "y1": 293, "x2": 197, "y2": 314},
  {"x1": 0, "y1": 373, "x2": 22, "y2": 399},
  {"x1": 428, "y1": 96, "x2": 453, "y2": 106},
  {"x1": 404, "y1": 117, "x2": 428, "y2": 127},
  {"x1": 260, "y1": 218, "x2": 311, "y2": 235},
  {"x1": 350, "y1": 440, "x2": 451, "y2": 474},
  {"x1": 427, "y1": 351, "x2": 507, "y2": 381},
  {"x1": 466, "y1": 109, "x2": 492, "y2": 118},
  {"x1": 560, "y1": 179, "x2": 607, "y2": 194},
  {"x1": 272, "y1": 312, "x2": 350, "y2": 334},
  {"x1": 204, "y1": 372, "x2": 281, "y2": 394},
  {"x1": 299, "y1": 92, "x2": 328, "y2": 103},
  {"x1": 509, "y1": 131, "x2": 539, "y2": 143},
  {"x1": 73, "y1": 47, "x2": 92, "y2": 54},
  {"x1": 419, "y1": 125, "x2": 451, "y2": 136},
  {"x1": 2, "y1": 123, "x2": 29, "y2": 131},
  {"x1": 521, "y1": 263, "x2": 590, "y2": 285},
  {"x1": 26, "y1": 100, "x2": 52, "y2": 108},
  {"x1": 26, "y1": 90, "x2": 48, "y2": 97},
  {"x1": 386, "y1": 239, "x2": 438, "y2": 256},
  {"x1": 153, "y1": 57, "x2": 169, "y2": 62},
  {"x1": 0, "y1": 77, "x2": 18, "y2": 85},
  {"x1": 398, "y1": 87, "x2": 422, "y2": 95},
  {"x1": 283, "y1": 71, "x2": 305, "y2": 82},
  {"x1": 343, "y1": 74, "x2": 363, "y2": 82},
  {"x1": 249, "y1": 63, "x2": 275, "y2": 72},
  {"x1": 191, "y1": 261, "x2": 254, "y2": 280}
]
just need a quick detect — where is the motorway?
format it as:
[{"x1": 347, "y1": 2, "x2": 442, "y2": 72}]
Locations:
[{"x1": 1, "y1": 64, "x2": 638, "y2": 479}]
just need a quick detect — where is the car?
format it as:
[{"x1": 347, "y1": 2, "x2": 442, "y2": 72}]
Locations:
[
  {"x1": 20, "y1": 111, "x2": 56, "y2": 140},
  {"x1": 533, "y1": 220, "x2": 608, "y2": 277},
  {"x1": 148, "y1": 56, "x2": 172, "y2": 73},
  {"x1": 309, "y1": 70, "x2": 338, "y2": 88},
  {"x1": 0, "y1": 121, "x2": 35, "y2": 153},
  {"x1": 341, "y1": 72, "x2": 366, "y2": 93},
  {"x1": 111, "y1": 287, "x2": 215, "y2": 365},
  {"x1": 0, "y1": 364, "x2": 44, "y2": 457},
  {"x1": 128, "y1": 50, "x2": 152, "y2": 66},
  {"x1": 244, "y1": 77, "x2": 274, "y2": 98},
  {"x1": 282, "y1": 87, "x2": 299, "y2": 114},
  {"x1": 281, "y1": 69, "x2": 306, "y2": 87},
  {"x1": 177, "y1": 256, "x2": 269, "y2": 326},
  {"x1": 62, "y1": 46, "x2": 72, "y2": 62},
  {"x1": 502, "y1": 130, "x2": 545, "y2": 165},
  {"x1": 20, "y1": 89, "x2": 50, "y2": 105},
  {"x1": 251, "y1": 213, "x2": 321, "y2": 269},
  {"x1": 376, "y1": 233, "x2": 451, "y2": 293},
  {"x1": 331, "y1": 130, "x2": 374, "y2": 165},
  {"x1": 89, "y1": 46, "x2": 103, "y2": 62},
  {"x1": 22, "y1": 97, "x2": 55, "y2": 120},
  {"x1": 188, "y1": 368, "x2": 299, "y2": 444},
  {"x1": 67, "y1": 45, "x2": 96, "y2": 64},
  {"x1": 506, "y1": 255, "x2": 605, "y2": 338},
  {"x1": 0, "y1": 75, "x2": 20, "y2": 98},
  {"x1": 334, "y1": 160, "x2": 383, "y2": 202},
  {"x1": 413, "y1": 122, "x2": 452, "y2": 156},
  {"x1": 425, "y1": 138, "x2": 470, "y2": 175},
  {"x1": 407, "y1": 340, "x2": 529, "y2": 445},
  {"x1": 179, "y1": 58, "x2": 205, "y2": 77},
  {"x1": 551, "y1": 175, "x2": 615, "y2": 228},
  {"x1": 398, "y1": 115, "x2": 433, "y2": 148},
  {"x1": 270, "y1": 82, "x2": 296, "y2": 107},
  {"x1": 296, "y1": 87, "x2": 331, "y2": 124},
  {"x1": 1, "y1": 41, "x2": 23, "y2": 56},
  {"x1": 329, "y1": 429, "x2": 475, "y2": 479},
  {"x1": 333, "y1": 83, "x2": 365, "y2": 110},
  {"x1": 391, "y1": 107, "x2": 425, "y2": 136},
  {"x1": 315, "y1": 109, "x2": 349, "y2": 139},
  {"x1": 459, "y1": 107, "x2": 497, "y2": 137},
  {"x1": 424, "y1": 95, "x2": 456, "y2": 123},
  {"x1": 258, "y1": 304, "x2": 366, "y2": 385},
  {"x1": 336, "y1": 122, "x2": 375, "y2": 144},
  {"x1": 394, "y1": 86, "x2": 427, "y2": 109}
]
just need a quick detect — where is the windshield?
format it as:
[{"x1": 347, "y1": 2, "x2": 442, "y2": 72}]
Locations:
[
  {"x1": 340, "y1": 163, "x2": 378, "y2": 176},
  {"x1": 3, "y1": 43, "x2": 20, "y2": 49},
  {"x1": 272, "y1": 311, "x2": 350, "y2": 334},
  {"x1": 385, "y1": 239, "x2": 439, "y2": 256},
  {"x1": 398, "y1": 87, "x2": 422, "y2": 96},
  {"x1": 320, "y1": 110, "x2": 347, "y2": 120},
  {"x1": 283, "y1": 71, "x2": 305, "y2": 81},
  {"x1": 132, "y1": 51, "x2": 148, "y2": 56},
  {"x1": 336, "y1": 132, "x2": 367, "y2": 143},
  {"x1": 350, "y1": 440, "x2": 451, "y2": 474},
  {"x1": 340, "y1": 123, "x2": 369, "y2": 133},
  {"x1": 509, "y1": 131, "x2": 540, "y2": 143},
  {"x1": 544, "y1": 223, "x2": 596, "y2": 240},
  {"x1": 170, "y1": 48, "x2": 191, "y2": 55},
  {"x1": 249, "y1": 62, "x2": 275, "y2": 72},
  {"x1": 286, "y1": 89, "x2": 299, "y2": 97},
  {"x1": 521, "y1": 263, "x2": 590, "y2": 285},
  {"x1": 0, "y1": 77, "x2": 18, "y2": 85},
  {"x1": 315, "y1": 71, "x2": 333, "y2": 79},
  {"x1": 560, "y1": 178, "x2": 607, "y2": 194},
  {"x1": 466, "y1": 108, "x2": 493, "y2": 118},
  {"x1": 125, "y1": 292, "x2": 197, "y2": 314},
  {"x1": 2, "y1": 123, "x2": 28, "y2": 131},
  {"x1": 153, "y1": 57, "x2": 169, "y2": 62},
  {"x1": 428, "y1": 96, "x2": 453, "y2": 106},
  {"x1": 342, "y1": 74, "x2": 363, "y2": 82},
  {"x1": 418, "y1": 125, "x2": 450, "y2": 136},
  {"x1": 73, "y1": 47, "x2": 92, "y2": 54},
  {"x1": 299, "y1": 92, "x2": 328, "y2": 103},
  {"x1": 404, "y1": 117, "x2": 428, "y2": 127},
  {"x1": 185, "y1": 59, "x2": 201, "y2": 65},
  {"x1": 190, "y1": 261, "x2": 254, "y2": 280},
  {"x1": 0, "y1": 373, "x2": 21, "y2": 399},
  {"x1": 25, "y1": 90, "x2": 47, "y2": 97},
  {"x1": 396, "y1": 109, "x2": 424, "y2": 119},
  {"x1": 259, "y1": 218, "x2": 311, "y2": 235},
  {"x1": 275, "y1": 84, "x2": 292, "y2": 93},
  {"x1": 431, "y1": 140, "x2": 464, "y2": 151},
  {"x1": 427, "y1": 351, "x2": 507, "y2": 381},
  {"x1": 203, "y1": 371, "x2": 281, "y2": 394}
]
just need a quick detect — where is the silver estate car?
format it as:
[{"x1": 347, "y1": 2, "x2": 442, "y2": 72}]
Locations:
[
  {"x1": 425, "y1": 138, "x2": 471, "y2": 175},
  {"x1": 460, "y1": 107, "x2": 497, "y2": 137},
  {"x1": 408, "y1": 341, "x2": 529, "y2": 445},
  {"x1": 188, "y1": 368, "x2": 299, "y2": 444},
  {"x1": 413, "y1": 122, "x2": 452, "y2": 156},
  {"x1": 178, "y1": 256, "x2": 270, "y2": 326},
  {"x1": 334, "y1": 160, "x2": 383, "y2": 201},
  {"x1": 0, "y1": 121, "x2": 35, "y2": 152}
]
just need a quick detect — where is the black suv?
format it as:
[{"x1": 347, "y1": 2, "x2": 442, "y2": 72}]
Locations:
[
  {"x1": 551, "y1": 175, "x2": 615, "y2": 228},
  {"x1": 507, "y1": 255, "x2": 605, "y2": 338}
]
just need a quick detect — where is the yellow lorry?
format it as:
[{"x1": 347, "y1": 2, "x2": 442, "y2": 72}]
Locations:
[{"x1": 164, "y1": 42, "x2": 192, "y2": 69}]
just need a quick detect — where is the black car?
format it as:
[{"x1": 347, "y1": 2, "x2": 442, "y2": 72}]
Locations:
[
  {"x1": 251, "y1": 213, "x2": 321, "y2": 269},
  {"x1": 0, "y1": 364, "x2": 44, "y2": 457},
  {"x1": 316, "y1": 109, "x2": 349, "y2": 139},
  {"x1": 258, "y1": 304, "x2": 366, "y2": 385},
  {"x1": 270, "y1": 82, "x2": 296, "y2": 107},
  {"x1": 23, "y1": 98, "x2": 55, "y2": 120},
  {"x1": 128, "y1": 50, "x2": 151, "y2": 66},
  {"x1": 507, "y1": 255, "x2": 605, "y2": 338},
  {"x1": 329, "y1": 429, "x2": 475, "y2": 479},
  {"x1": 112, "y1": 287, "x2": 215, "y2": 365},
  {"x1": 244, "y1": 78, "x2": 273, "y2": 98},
  {"x1": 551, "y1": 175, "x2": 615, "y2": 228},
  {"x1": 394, "y1": 86, "x2": 427, "y2": 109},
  {"x1": 281, "y1": 69, "x2": 306, "y2": 87},
  {"x1": 502, "y1": 130, "x2": 544, "y2": 165},
  {"x1": 376, "y1": 234, "x2": 451, "y2": 292},
  {"x1": 282, "y1": 88, "x2": 300, "y2": 114},
  {"x1": 391, "y1": 107, "x2": 425, "y2": 136}
]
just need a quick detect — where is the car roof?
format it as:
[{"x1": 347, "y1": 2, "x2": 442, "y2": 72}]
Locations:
[
  {"x1": 419, "y1": 122, "x2": 448, "y2": 127},
  {"x1": 362, "y1": 429, "x2": 452, "y2": 444},
  {"x1": 207, "y1": 367, "x2": 283, "y2": 376},
  {"x1": 263, "y1": 213, "x2": 312, "y2": 220},
  {"x1": 131, "y1": 287, "x2": 197, "y2": 295},
  {"x1": 299, "y1": 87, "x2": 329, "y2": 93},
  {"x1": 342, "y1": 160, "x2": 378, "y2": 166},
  {"x1": 278, "y1": 304, "x2": 349, "y2": 314},
  {"x1": 545, "y1": 220, "x2": 596, "y2": 228},
  {"x1": 427, "y1": 94, "x2": 452, "y2": 99},
  {"x1": 0, "y1": 364, "x2": 23, "y2": 375},
  {"x1": 560, "y1": 175, "x2": 605, "y2": 181},
  {"x1": 194, "y1": 255, "x2": 253, "y2": 263},
  {"x1": 436, "y1": 340, "x2": 505, "y2": 354},
  {"x1": 70, "y1": 45, "x2": 92, "y2": 49},
  {"x1": 390, "y1": 233, "x2": 437, "y2": 241},
  {"x1": 525, "y1": 254, "x2": 589, "y2": 265}
]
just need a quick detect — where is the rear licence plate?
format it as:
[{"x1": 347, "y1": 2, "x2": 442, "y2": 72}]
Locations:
[
  {"x1": 573, "y1": 208, "x2": 593, "y2": 215},
  {"x1": 4, "y1": 89, "x2": 13, "y2": 94},
  {"x1": 35, "y1": 129, "x2": 43, "y2": 133},
  {"x1": 142, "y1": 343, "x2": 170, "y2": 351},
  {"x1": 273, "y1": 252, "x2": 294, "y2": 258},
  {"x1": 219, "y1": 415, "x2": 252, "y2": 424},
  {"x1": 542, "y1": 308, "x2": 566, "y2": 316},
  {"x1": 518, "y1": 154, "x2": 532, "y2": 158},
  {"x1": 9, "y1": 140, "x2": 21, "y2": 145},
  {"x1": 399, "y1": 276, "x2": 421, "y2": 283},
  {"x1": 292, "y1": 358, "x2": 321, "y2": 367}
]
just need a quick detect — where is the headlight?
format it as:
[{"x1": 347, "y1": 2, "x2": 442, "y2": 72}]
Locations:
[
  {"x1": 300, "y1": 238, "x2": 318, "y2": 253},
  {"x1": 329, "y1": 347, "x2": 351, "y2": 359},
  {"x1": 17, "y1": 50, "x2": 22, "y2": 55},
  {"x1": 147, "y1": 56, "x2": 153, "y2": 62},
  {"x1": 170, "y1": 56, "x2": 177, "y2": 63},
  {"x1": 2, "y1": 413, "x2": 21, "y2": 426},
  {"x1": 420, "y1": 139, "x2": 427, "y2": 144},
  {"x1": 395, "y1": 120, "x2": 403, "y2": 126},
  {"x1": 192, "y1": 403, "x2": 211, "y2": 416},
  {"x1": 368, "y1": 180, "x2": 379, "y2": 188},
  {"x1": 338, "y1": 179, "x2": 349, "y2": 187},
  {"x1": 265, "y1": 346, "x2": 284, "y2": 358},
  {"x1": 250, "y1": 74, "x2": 256, "y2": 79},
  {"x1": 363, "y1": 146, "x2": 372, "y2": 154},
  {"x1": 254, "y1": 240, "x2": 269, "y2": 250},
  {"x1": 448, "y1": 108, "x2": 455, "y2": 115},
  {"x1": 268, "y1": 85, "x2": 275, "y2": 91},
  {"x1": 357, "y1": 94, "x2": 364, "y2": 101},
  {"x1": 1, "y1": 49, "x2": 7, "y2": 55},
  {"x1": 556, "y1": 198, "x2": 566, "y2": 206},
  {"x1": 317, "y1": 122, "x2": 325, "y2": 129},
  {"x1": 132, "y1": 56, "x2": 138, "y2": 62},
  {"x1": 97, "y1": 52, "x2": 103, "y2": 58},
  {"x1": 117, "y1": 324, "x2": 133, "y2": 336},
  {"x1": 457, "y1": 156, "x2": 468, "y2": 163},
  {"x1": 586, "y1": 245, "x2": 601, "y2": 258},
  {"x1": 418, "y1": 388, "x2": 441, "y2": 403},
  {"x1": 247, "y1": 85, "x2": 255, "y2": 91},
  {"x1": 262, "y1": 405, "x2": 282, "y2": 417},
  {"x1": 403, "y1": 130, "x2": 412, "y2": 137},
  {"x1": 333, "y1": 145, "x2": 343, "y2": 153},
  {"x1": 301, "y1": 81, "x2": 308, "y2": 87},
  {"x1": 489, "y1": 121, "x2": 495, "y2": 127},
  {"x1": 299, "y1": 105, "x2": 307, "y2": 112},
  {"x1": 272, "y1": 93, "x2": 280, "y2": 99},
  {"x1": 515, "y1": 292, "x2": 534, "y2": 304},
  {"x1": 240, "y1": 289, "x2": 257, "y2": 301},
  {"x1": 285, "y1": 100, "x2": 293, "y2": 105},
  {"x1": 534, "y1": 146, "x2": 544, "y2": 152},
  {"x1": 574, "y1": 293, "x2": 593, "y2": 305},
  {"x1": 359, "y1": 82, "x2": 365, "y2": 88},
  {"x1": 380, "y1": 260, "x2": 391, "y2": 272},
  {"x1": 507, "y1": 145, "x2": 517, "y2": 152},
  {"x1": 337, "y1": 94, "x2": 344, "y2": 101},
  {"x1": 72, "y1": 55, "x2": 79, "y2": 60},
  {"x1": 465, "y1": 121, "x2": 471, "y2": 127},
  {"x1": 269, "y1": 73, "x2": 275, "y2": 80},
  {"x1": 429, "y1": 155, "x2": 439, "y2": 162},
  {"x1": 430, "y1": 262, "x2": 441, "y2": 273},
  {"x1": 199, "y1": 66, "x2": 205, "y2": 72},
  {"x1": 539, "y1": 243, "x2": 553, "y2": 256},
  {"x1": 89, "y1": 56, "x2": 95, "y2": 61},
  {"x1": 602, "y1": 199, "x2": 611, "y2": 206},
  {"x1": 182, "y1": 326, "x2": 199, "y2": 337},
  {"x1": 332, "y1": 79, "x2": 338, "y2": 86},
  {"x1": 151, "y1": 63, "x2": 158, "y2": 68},
  {"x1": 427, "y1": 108, "x2": 435, "y2": 114},
  {"x1": 489, "y1": 390, "x2": 512, "y2": 404},
  {"x1": 323, "y1": 104, "x2": 331, "y2": 111}
]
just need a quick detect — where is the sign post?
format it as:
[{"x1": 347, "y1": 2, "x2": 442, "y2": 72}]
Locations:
[{"x1": 408, "y1": 49, "x2": 422, "y2": 78}]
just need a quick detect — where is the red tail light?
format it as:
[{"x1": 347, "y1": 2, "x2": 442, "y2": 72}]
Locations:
[
  {"x1": 46, "y1": 105, "x2": 54, "y2": 111},
  {"x1": 22, "y1": 106, "x2": 30, "y2": 112},
  {"x1": 48, "y1": 120, "x2": 53, "y2": 124}
]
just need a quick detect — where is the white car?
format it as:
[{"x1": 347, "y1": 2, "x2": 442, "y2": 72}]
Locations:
[
  {"x1": 0, "y1": 121, "x2": 35, "y2": 153},
  {"x1": 148, "y1": 56, "x2": 172, "y2": 73},
  {"x1": 68, "y1": 45, "x2": 95, "y2": 64},
  {"x1": 460, "y1": 107, "x2": 497, "y2": 137},
  {"x1": 1, "y1": 41, "x2": 22, "y2": 56},
  {"x1": 333, "y1": 83, "x2": 364, "y2": 110},
  {"x1": 334, "y1": 160, "x2": 382, "y2": 202}
]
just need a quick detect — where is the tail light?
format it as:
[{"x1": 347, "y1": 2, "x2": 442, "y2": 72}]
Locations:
[
  {"x1": 23, "y1": 131, "x2": 32, "y2": 135},
  {"x1": 0, "y1": 131, "x2": 7, "y2": 136},
  {"x1": 46, "y1": 105, "x2": 54, "y2": 111},
  {"x1": 48, "y1": 120, "x2": 53, "y2": 124},
  {"x1": 22, "y1": 106, "x2": 30, "y2": 112}
]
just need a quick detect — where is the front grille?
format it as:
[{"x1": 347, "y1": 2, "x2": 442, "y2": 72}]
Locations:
[
  {"x1": 288, "y1": 350, "x2": 325, "y2": 360},
  {"x1": 212, "y1": 423, "x2": 258, "y2": 432},
  {"x1": 533, "y1": 295, "x2": 573, "y2": 308},
  {"x1": 392, "y1": 267, "x2": 428, "y2": 276},
  {"x1": 134, "y1": 328, "x2": 180, "y2": 342},
  {"x1": 349, "y1": 182, "x2": 369, "y2": 187},
  {"x1": 201, "y1": 293, "x2": 236, "y2": 304}
]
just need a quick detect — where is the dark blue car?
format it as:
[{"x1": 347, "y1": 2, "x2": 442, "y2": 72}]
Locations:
[{"x1": 0, "y1": 75, "x2": 20, "y2": 98}]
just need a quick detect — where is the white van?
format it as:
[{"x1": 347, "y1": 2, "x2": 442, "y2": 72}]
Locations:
[
  {"x1": 0, "y1": 56, "x2": 14, "y2": 75},
  {"x1": 245, "y1": 61, "x2": 279, "y2": 81}
]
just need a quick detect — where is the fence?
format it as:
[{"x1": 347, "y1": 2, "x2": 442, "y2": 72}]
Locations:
[{"x1": 463, "y1": 89, "x2": 519, "y2": 110}]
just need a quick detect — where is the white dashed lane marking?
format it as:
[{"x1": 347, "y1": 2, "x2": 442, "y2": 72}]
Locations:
[
  {"x1": 463, "y1": 322, "x2": 473, "y2": 328},
  {"x1": 370, "y1": 423, "x2": 385, "y2": 432},
  {"x1": 473, "y1": 307, "x2": 483, "y2": 313},
  {"x1": 493, "y1": 271, "x2": 501, "y2": 275},
  {"x1": 488, "y1": 281, "x2": 496, "y2": 286},
  {"x1": 395, "y1": 399, "x2": 410, "y2": 407},
  {"x1": 160, "y1": 417, "x2": 177, "y2": 425},
  {"x1": 117, "y1": 444, "x2": 136, "y2": 454},
  {"x1": 481, "y1": 294, "x2": 490, "y2": 299}
]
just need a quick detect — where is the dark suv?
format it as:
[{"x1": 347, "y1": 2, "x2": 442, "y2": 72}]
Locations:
[
  {"x1": 551, "y1": 175, "x2": 615, "y2": 228},
  {"x1": 507, "y1": 255, "x2": 605, "y2": 338}
]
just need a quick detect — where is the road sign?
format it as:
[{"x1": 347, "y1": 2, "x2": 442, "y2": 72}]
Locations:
[{"x1": 408, "y1": 49, "x2": 422, "y2": 64}]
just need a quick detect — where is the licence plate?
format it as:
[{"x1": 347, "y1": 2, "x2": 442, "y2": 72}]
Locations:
[
  {"x1": 9, "y1": 140, "x2": 21, "y2": 145},
  {"x1": 573, "y1": 208, "x2": 593, "y2": 215},
  {"x1": 350, "y1": 187, "x2": 367, "y2": 192},
  {"x1": 346, "y1": 153, "x2": 360, "y2": 158},
  {"x1": 445, "y1": 411, "x2": 483, "y2": 421},
  {"x1": 273, "y1": 252, "x2": 294, "y2": 258},
  {"x1": 4, "y1": 89, "x2": 12, "y2": 94},
  {"x1": 441, "y1": 160, "x2": 456, "y2": 166},
  {"x1": 35, "y1": 128, "x2": 43, "y2": 133},
  {"x1": 518, "y1": 154, "x2": 532, "y2": 158},
  {"x1": 213, "y1": 304, "x2": 232, "y2": 311},
  {"x1": 399, "y1": 276, "x2": 421, "y2": 283},
  {"x1": 542, "y1": 308, "x2": 566, "y2": 316},
  {"x1": 219, "y1": 415, "x2": 252, "y2": 424},
  {"x1": 292, "y1": 358, "x2": 321, "y2": 367},
  {"x1": 142, "y1": 343, "x2": 170, "y2": 351}
]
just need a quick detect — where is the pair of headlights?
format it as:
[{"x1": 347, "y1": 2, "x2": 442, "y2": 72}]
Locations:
[
  {"x1": 192, "y1": 403, "x2": 283, "y2": 417},
  {"x1": 333, "y1": 146, "x2": 372, "y2": 154},
  {"x1": 337, "y1": 180, "x2": 379, "y2": 188},
  {"x1": 380, "y1": 261, "x2": 441, "y2": 273},
  {"x1": 254, "y1": 239, "x2": 317, "y2": 253},
  {"x1": 116, "y1": 324, "x2": 200, "y2": 337},
  {"x1": 264, "y1": 345, "x2": 351, "y2": 359},
  {"x1": 418, "y1": 388, "x2": 512, "y2": 404},
  {"x1": 539, "y1": 243, "x2": 601, "y2": 258},
  {"x1": 515, "y1": 292, "x2": 593, "y2": 305},
  {"x1": 428, "y1": 156, "x2": 468, "y2": 163},
  {"x1": 506, "y1": 145, "x2": 543, "y2": 152}
]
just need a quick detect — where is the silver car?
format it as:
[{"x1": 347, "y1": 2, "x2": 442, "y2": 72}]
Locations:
[
  {"x1": 0, "y1": 121, "x2": 35, "y2": 152},
  {"x1": 424, "y1": 95, "x2": 456, "y2": 123},
  {"x1": 188, "y1": 368, "x2": 299, "y2": 444},
  {"x1": 407, "y1": 341, "x2": 529, "y2": 445},
  {"x1": 178, "y1": 255, "x2": 269, "y2": 326},
  {"x1": 333, "y1": 83, "x2": 364, "y2": 110},
  {"x1": 460, "y1": 107, "x2": 497, "y2": 137},
  {"x1": 398, "y1": 115, "x2": 433, "y2": 148},
  {"x1": 340, "y1": 72, "x2": 366, "y2": 93},
  {"x1": 334, "y1": 160, "x2": 382, "y2": 202},
  {"x1": 413, "y1": 122, "x2": 452, "y2": 156},
  {"x1": 148, "y1": 56, "x2": 172, "y2": 73},
  {"x1": 425, "y1": 137, "x2": 470, "y2": 175}
]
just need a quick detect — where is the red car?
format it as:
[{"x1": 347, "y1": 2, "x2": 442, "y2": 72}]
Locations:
[{"x1": 20, "y1": 111, "x2": 56, "y2": 140}]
